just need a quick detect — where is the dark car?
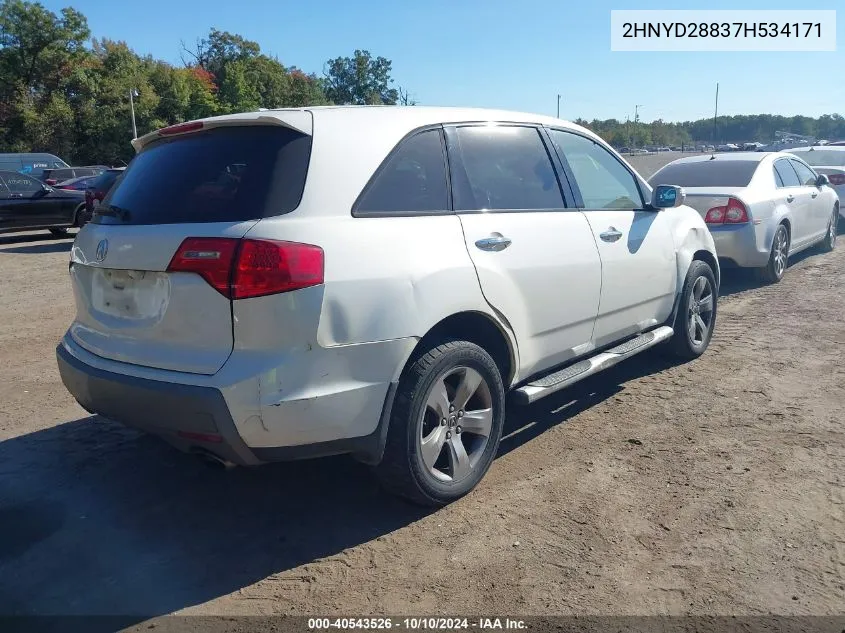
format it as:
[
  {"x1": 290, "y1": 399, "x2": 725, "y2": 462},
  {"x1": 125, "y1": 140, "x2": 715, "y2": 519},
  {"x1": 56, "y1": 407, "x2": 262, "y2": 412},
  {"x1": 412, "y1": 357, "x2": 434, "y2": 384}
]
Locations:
[
  {"x1": 0, "y1": 153, "x2": 69, "y2": 180},
  {"x1": 84, "y1": 168, "x2": 125, "y2": 212},
  {"x1": 42, "y1": 166, "x2": 105, "y2": 186},
  {"x1": 0, "y1": 170, "x2": 88, "y2": 236}
]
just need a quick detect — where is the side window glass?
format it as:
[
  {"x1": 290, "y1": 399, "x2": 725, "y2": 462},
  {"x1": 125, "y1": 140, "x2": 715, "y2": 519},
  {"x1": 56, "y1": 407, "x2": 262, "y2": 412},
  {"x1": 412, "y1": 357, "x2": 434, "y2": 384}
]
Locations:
[
  {"x1": 774, "y1": 160, "x2": 801, "y2": 187},
  {"x1": 451, "y1": 126, "x2": 564, "y2": 211},
  {"x1": 790, "y1": 160, "x2": 817, "y2": 186},
  {"x1": 4, "y1": 173, "x2": 42, "y2": 194},
  {"x1": 0, "y1": 174, "x2": 10, "y2": 197},
  {"x1": 773, "y1": 166, "x2": 785, "y2": 188},
  {"x1": 355, "y1": 129, "x2": 448, "y2": 214},
  {"x1": 549, "y1": 129, "x2": 642, "y2": 209}
]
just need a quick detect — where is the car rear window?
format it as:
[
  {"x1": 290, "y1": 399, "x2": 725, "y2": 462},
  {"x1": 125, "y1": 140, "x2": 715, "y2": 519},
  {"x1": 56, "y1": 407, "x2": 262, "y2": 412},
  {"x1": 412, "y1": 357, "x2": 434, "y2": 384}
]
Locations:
[
  {"x1": 788, "y1": 150, "x2": 845, "y2": 167},
  {"x1": 648, "y1": 160, "x2": 759, "y2": 188},
  {"x1": 95, "y1": 126, "x2": 312, "y2": 225}
]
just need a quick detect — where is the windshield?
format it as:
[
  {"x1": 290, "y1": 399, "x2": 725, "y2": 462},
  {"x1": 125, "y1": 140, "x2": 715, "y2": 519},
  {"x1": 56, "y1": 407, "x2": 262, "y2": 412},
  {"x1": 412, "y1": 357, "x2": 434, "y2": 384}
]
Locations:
[
  {"x1": 788, "y1": 150, "x2": 845, "y2": 167},
  {"x1": 648, "y1": 160, "x2": 759, "y2": 188},
  {"x1": 96, "y1": 126, "x2": 311, "y2": 225}
]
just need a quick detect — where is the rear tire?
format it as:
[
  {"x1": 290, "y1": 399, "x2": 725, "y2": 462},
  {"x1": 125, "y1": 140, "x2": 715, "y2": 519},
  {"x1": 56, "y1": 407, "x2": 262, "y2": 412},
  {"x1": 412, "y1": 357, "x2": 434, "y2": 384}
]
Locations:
[
  {"x1": 667, "y1": 260, "x2": 717, "y2": 360},
  {"x1": 757, "y1": 224, "x2": 789, "y2": 283},
  {"x1": 374, "y1": 339, "x2": 505, "y2": 507},
  {"x1": 74, "y1": 204, "x2": 92, "y2": 228},
  {"x1": 49, "y1": 228, "x2": 69, "y2": 237},
  {"x1": 819, "y1": 207, "x2": 837, "y2": 253}
]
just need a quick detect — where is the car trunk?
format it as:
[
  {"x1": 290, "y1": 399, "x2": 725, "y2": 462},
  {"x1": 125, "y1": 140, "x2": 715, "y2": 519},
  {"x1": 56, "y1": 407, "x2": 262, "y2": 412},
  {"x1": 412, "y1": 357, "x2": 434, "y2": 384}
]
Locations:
[
  {"x1": 68, "y1": 116, "x2": 313, "y2": 375},
  {"x1": 680, "y1": 187, "x2": 747, "y2": 221}
]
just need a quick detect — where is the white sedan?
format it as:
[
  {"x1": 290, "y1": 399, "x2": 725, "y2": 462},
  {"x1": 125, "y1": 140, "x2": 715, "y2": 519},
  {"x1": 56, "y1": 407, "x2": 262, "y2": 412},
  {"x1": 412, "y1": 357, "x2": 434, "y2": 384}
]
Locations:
[
  {"x1": 787, "y1": 146, "x2": 845, "y2": 223},
  {"x1": 649, "y1": 151, "x2": 839, "y2": 283}
]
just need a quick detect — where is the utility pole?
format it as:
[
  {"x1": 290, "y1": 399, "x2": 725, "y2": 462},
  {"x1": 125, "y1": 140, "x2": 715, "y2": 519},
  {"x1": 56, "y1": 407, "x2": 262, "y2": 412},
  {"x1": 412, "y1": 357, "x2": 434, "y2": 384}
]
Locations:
[
  {"x1": 712, "y1": 83, "x2": 719, "y2": 147},
  {"x1": 556, "y1": 94, "x2": 561, "y2": 118},
  {"x1": 633, "y1": 105, "x2": 643, "y2": 149},
  {"x1": 129, "y1": 88, "x2": 139, "y2": 139}
]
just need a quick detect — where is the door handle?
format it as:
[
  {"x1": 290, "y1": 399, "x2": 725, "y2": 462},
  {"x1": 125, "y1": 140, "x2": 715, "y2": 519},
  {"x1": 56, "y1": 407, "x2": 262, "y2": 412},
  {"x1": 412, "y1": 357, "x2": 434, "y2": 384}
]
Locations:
[
  {"x1": 599, "y1": 227, "x2": 624, "y2": 243},
  {"x1": 475, "y1": 234, "x2": 512, "y2": 252},
  {"x1": 786, "y1": 194, "x2": 794, "y2": 203},
  {"x1": 9, "y1": 193, "x2": 22, "y2": 199},
  {"x1": 811, "y1": 191, "x2": 818, "y2": 198}
]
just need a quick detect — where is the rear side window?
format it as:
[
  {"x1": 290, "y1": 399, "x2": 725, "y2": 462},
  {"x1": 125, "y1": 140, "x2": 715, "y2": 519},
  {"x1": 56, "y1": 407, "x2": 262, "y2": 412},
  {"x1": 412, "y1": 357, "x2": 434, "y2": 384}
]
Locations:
[
  {"x1": 3, "y1": 172, "x2": 42, "y2": 194},
  {"x1": 450, "y1": 126, "x2": 564, "y2": 211},
  {"x1": 789, "y1": 159, "x2": 817, "y2": 186},
  {"x1": 98, "y1": 126, "x2": 311, "y2": 225},
  {"x1": 774, "y1": 160, "x2": 801, "y2": 187},
  {"x1": 354, "y1": 129, "x2": 448, "y2": 215},
  {"x1": 551, "y1": 130, "x2": 642, "y2": 209}
]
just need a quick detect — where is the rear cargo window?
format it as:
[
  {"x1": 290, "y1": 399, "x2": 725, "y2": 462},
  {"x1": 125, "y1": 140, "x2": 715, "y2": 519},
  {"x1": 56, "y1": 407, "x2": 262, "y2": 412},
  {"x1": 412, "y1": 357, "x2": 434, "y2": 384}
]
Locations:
[
  {"x1": 96, "y1": 126, "x2": 311, "y2": 225},
  {"x1": 648, "y1": 160, "x2": 759, "y2": 188}
]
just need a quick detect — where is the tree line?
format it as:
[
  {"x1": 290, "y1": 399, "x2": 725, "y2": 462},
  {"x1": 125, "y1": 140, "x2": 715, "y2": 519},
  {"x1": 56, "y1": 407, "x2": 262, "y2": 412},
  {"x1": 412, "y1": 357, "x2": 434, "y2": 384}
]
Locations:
[
  {"x1": 577, "y1": 113, "x2": 845, "y2": 149},
  {"x1": 0, "y1": 0, "x2": 405, "y2": 164},
  {"x1": 2, "y1": 0, "x2": 843, "y2": 166}
]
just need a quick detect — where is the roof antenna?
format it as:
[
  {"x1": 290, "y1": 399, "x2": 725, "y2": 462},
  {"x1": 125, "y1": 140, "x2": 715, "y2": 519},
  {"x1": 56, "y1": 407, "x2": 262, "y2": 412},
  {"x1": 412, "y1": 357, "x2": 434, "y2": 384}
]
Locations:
[{"x1": 710, "y1": 82, "x2": 719, "y2": 160}]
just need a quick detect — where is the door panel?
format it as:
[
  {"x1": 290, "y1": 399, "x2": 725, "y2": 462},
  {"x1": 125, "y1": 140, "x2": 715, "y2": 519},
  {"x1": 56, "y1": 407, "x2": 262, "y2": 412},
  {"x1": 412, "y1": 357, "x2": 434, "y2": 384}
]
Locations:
[
  {"x1": 547, "y1": 129, "x2": 677, "y2": 347},
  {"x1": 445, "y1": 124, "x2": 602, "y2": 379},
  {"x1": 459, "y1": 212, "x2": 602, "y2": 377},
  {"x1": 774, "y1": 159, "x2": 811, "y2": 247},
  {"x1": 790, "y1": 159, "x2": 828, "y2": 242},
  {"x1": 583, "y1": 210, "x2": 677, "y2": 347}
]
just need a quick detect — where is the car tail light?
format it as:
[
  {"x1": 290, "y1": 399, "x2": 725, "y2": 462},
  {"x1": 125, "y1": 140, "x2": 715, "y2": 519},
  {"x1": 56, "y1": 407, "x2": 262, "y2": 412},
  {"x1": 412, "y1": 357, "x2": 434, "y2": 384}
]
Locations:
[
  {"x1": 827, "y1": 173, "x2": 845, "y2": 185},
  {"x1": 167, "y1": 238, "x2": 324, "y2": 299},
  {"x1": 705, "y1": 197, "x2": 749, "y2": 224},
  {"x1": 45, "y1": 179, "x2": 57, "y2": 185}
]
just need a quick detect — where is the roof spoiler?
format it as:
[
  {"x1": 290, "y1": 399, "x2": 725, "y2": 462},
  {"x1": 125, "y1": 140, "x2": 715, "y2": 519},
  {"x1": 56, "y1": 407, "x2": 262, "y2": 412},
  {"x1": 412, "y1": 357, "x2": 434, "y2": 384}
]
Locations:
[{"x1": 130, "y1": 110, "x2": 313, "y2": 153}]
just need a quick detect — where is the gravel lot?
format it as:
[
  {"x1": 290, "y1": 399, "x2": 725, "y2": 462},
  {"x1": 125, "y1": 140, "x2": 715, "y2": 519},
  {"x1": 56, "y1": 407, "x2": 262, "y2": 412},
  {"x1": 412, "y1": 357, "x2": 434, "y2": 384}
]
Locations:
[{"x1": 1, "y1": 205, "x2": 843, "y2": 622}]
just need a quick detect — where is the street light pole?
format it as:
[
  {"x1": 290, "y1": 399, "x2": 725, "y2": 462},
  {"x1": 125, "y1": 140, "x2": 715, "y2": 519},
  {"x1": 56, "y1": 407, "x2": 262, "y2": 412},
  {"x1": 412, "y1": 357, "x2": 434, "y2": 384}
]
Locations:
[
  {"x1": 557, "y1": 94, "x2": 561, "y2": 118},
  {"x1": 129, "y1": 88, "x2": 139, "y2": 139}
]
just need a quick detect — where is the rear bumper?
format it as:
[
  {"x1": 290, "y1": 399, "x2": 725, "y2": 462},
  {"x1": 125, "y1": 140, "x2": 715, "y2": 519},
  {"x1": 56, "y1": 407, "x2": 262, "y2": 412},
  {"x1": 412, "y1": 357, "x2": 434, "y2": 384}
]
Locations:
[
  {"x1": 57, "y1": 343, "x2": 261, "y2": 466},
  {"x1": 709, "y1": 223, "x2": 770, "y2": 268}
]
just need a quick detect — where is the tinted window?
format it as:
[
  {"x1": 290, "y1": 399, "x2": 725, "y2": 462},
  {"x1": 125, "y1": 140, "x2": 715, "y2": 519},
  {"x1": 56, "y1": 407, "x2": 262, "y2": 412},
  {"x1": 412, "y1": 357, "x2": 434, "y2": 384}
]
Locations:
[
  {"x1": 551, "y1": 130, "x2": 642, "y2": 209},
  {"x1": 451, "y1": 126, "x2": 564, "y2": 211},
  {"x1": 98, "y1": 127, "x2": 311, "y2": 225},
  {"x1": 790, "y1": 159, "x2": 817, "y2": 186},
  {"x1": 789, "y1": 149, "x2": 845, "y2": 167},
  {"x1": 91, "y1": 170, "x2": 122, "y2": 192},
  {"x1": 1, "y1": 172, "x2": 42, "y2": 194},
  {"x1": 648, "y1": 160, "x2": 759, "y2": 188},
  {"x1": 773, "y1": 167, "x2": 785, "y2": 187},
  {"x1": 774, "y1": 160, "x2": 801, "y2": 187},
  {"x1": 45, "y1": 168, "x2": 75, "y2": 181},
  {"x1": 354, "y1": 129, "x2": 448, "y2": 214}
]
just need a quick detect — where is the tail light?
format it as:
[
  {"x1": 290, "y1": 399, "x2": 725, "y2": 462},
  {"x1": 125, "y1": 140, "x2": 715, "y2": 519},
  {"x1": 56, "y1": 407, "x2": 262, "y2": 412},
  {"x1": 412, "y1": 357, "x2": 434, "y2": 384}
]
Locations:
[
  {"x1": 45, "y1": 179, "x2": 57, "y2": 185},
  {"x1": 167, "y1": 237, "x2": 324, "y2": 300},
  {"x1": 705, "y1": 197, "x2": 749, "y2": 225},
  {"x1": 827, "y1": 173, "x2": 845, "y2": 185}
]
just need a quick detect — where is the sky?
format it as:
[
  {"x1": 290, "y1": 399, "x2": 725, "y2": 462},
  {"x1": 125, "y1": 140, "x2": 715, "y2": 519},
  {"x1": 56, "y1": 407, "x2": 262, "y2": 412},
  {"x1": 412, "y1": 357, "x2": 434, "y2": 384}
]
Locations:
[{"x1": 42, "y1": 0, "x2": 844, "y2": 123}]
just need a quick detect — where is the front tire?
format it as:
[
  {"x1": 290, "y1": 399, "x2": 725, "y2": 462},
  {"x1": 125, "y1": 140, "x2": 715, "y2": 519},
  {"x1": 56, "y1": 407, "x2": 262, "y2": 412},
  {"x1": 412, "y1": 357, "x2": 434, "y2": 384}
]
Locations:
[
  {"x1": 374, "y1": 340, "x2": 505, "y2": 507},
  {"x1": 667, "y1": 260, "x2": 717, "y2": 360},
  {"x1": 820, "y1": 208, "x2": 837, "y2": 253},
  {"x1": 74, "y1": 204, "x2": 92, "y2": 228},
  {"x1": 757, "y1": 224, "x2": 789, "y2": 283}
]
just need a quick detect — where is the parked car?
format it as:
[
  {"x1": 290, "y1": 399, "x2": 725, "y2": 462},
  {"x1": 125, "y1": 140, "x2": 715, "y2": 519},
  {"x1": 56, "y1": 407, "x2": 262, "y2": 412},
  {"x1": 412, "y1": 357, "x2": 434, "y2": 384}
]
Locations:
[
  {"x1": 84, "y1": 167, "x2": 125, "y2": 212},
  {"x1": 0, "y1": 152, "x2": 69, "y2": 180},
  {"x1": 57, "y1": 106, "x2": 720, "y2": 506},
  {"x1": 42, "y1": 166, "x2": 106, "y2": 186},
  {"x1": 786, "y1": 147, "x2": 845, "y2": 223},
  {"x1": 648, "y1": 152, "x2": 838, "y2": 283},
  {"x1": 0, "y1": 170, "x2": 88, "y2": 236}
]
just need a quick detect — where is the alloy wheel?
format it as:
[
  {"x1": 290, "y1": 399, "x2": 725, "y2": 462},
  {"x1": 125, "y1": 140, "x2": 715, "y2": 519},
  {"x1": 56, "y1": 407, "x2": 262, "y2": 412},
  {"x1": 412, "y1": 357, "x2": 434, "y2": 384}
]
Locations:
[
  {"x1": 687, "y1": 275, "x2": 715, "y2": 348},
  {"x1": 773, "y1": 228, "x2": 788, "y2": 278}
]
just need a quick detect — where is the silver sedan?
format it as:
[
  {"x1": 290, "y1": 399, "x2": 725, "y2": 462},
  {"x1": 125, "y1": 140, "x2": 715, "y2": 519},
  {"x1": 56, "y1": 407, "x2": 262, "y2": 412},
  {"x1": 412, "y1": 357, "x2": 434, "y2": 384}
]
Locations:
[{"x1": 648, "y1": 151, "x2": 839, "y2": 282}]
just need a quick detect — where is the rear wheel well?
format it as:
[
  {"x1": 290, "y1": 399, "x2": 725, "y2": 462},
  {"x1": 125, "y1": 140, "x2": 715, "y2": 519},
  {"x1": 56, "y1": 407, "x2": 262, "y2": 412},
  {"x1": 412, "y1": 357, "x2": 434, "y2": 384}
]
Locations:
[
  {"x1": 780, "y1": 218, "x2": 791, "y2": 241},
  {"x1": 692, "y1": 249, "x2": 719, "y2": 289},
  {"x1": 73, "y1": 203, "x2": 86, "y2": 226},
  {"x1": 408, "y1": 312, "x2": 514, "y2": 387}
]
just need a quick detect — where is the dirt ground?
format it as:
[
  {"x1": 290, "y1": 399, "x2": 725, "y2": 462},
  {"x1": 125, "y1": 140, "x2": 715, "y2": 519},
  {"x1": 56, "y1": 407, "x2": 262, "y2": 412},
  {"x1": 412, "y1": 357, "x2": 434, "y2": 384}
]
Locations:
[{"x1": 0, "y1": 214, "x2": 843, "y2": 622}]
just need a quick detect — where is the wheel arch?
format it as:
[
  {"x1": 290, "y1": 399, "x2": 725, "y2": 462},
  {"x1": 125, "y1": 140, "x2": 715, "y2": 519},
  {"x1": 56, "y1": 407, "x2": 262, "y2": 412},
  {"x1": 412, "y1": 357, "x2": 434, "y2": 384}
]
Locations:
[
  {"x1": 397, "y1": 311, "x2": 518, "y2": 389},
  {"x1": 72, "y1": 202, "x2": 87, "y2": 226}
]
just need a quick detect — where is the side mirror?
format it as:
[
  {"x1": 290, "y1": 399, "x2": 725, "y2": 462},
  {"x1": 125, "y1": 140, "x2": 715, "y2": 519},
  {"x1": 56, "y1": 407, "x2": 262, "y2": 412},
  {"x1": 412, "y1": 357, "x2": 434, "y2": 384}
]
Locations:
[
  {"x1": 651, "y1": 184, "x2": 686, "y2": 209},
  {"x1": 816, "y1": 173, "x2": 829, "y2": 187}
]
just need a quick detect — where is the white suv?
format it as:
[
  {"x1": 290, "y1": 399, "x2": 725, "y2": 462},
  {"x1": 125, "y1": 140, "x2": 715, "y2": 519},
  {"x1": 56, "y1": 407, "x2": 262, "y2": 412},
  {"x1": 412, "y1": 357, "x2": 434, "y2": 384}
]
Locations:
[{"x1": 57, "y1": 106, "x2": 719, "y2": 506}]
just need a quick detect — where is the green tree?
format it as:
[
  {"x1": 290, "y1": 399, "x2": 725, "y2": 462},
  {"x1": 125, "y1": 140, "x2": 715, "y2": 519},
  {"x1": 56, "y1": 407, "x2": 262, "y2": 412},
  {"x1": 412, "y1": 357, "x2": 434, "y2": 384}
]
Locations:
[{"x1": 323, "y1": 49, "x2": 398, "y2": 105}]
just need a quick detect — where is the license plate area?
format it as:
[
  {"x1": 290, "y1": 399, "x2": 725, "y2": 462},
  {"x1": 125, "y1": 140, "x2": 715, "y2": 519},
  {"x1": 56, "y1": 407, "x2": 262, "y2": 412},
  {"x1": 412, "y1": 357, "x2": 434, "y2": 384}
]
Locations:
[{"x1": 90, "y1": 268, "x2": 169, "y2": 321}]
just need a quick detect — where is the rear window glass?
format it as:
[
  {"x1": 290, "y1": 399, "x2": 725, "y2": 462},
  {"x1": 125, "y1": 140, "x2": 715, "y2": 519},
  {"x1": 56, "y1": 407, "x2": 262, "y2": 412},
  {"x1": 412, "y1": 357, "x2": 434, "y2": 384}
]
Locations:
[
  {"x1": 648, "y1": 160, "x2": 759, "y2": 188},
  {"x1": 96, "y1": 126, "x2": 312, "y2": 225},
  {"x1": 788, "y1": 150, "x2": 845, "y2": 167}
]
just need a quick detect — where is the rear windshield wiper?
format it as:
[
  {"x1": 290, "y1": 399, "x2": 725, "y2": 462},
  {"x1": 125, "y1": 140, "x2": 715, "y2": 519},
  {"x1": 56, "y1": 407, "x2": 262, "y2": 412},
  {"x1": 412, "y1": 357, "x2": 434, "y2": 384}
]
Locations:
[{"x1": 94, "y1": 204, "x2": 131, "y2": 221}]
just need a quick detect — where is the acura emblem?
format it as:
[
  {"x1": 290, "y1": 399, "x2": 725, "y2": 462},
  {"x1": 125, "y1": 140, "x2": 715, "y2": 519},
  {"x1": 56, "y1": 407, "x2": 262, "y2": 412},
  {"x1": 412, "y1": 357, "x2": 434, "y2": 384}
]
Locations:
[{"x1": 95, "y1": 239, "x2": 108, "y2": 263}]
